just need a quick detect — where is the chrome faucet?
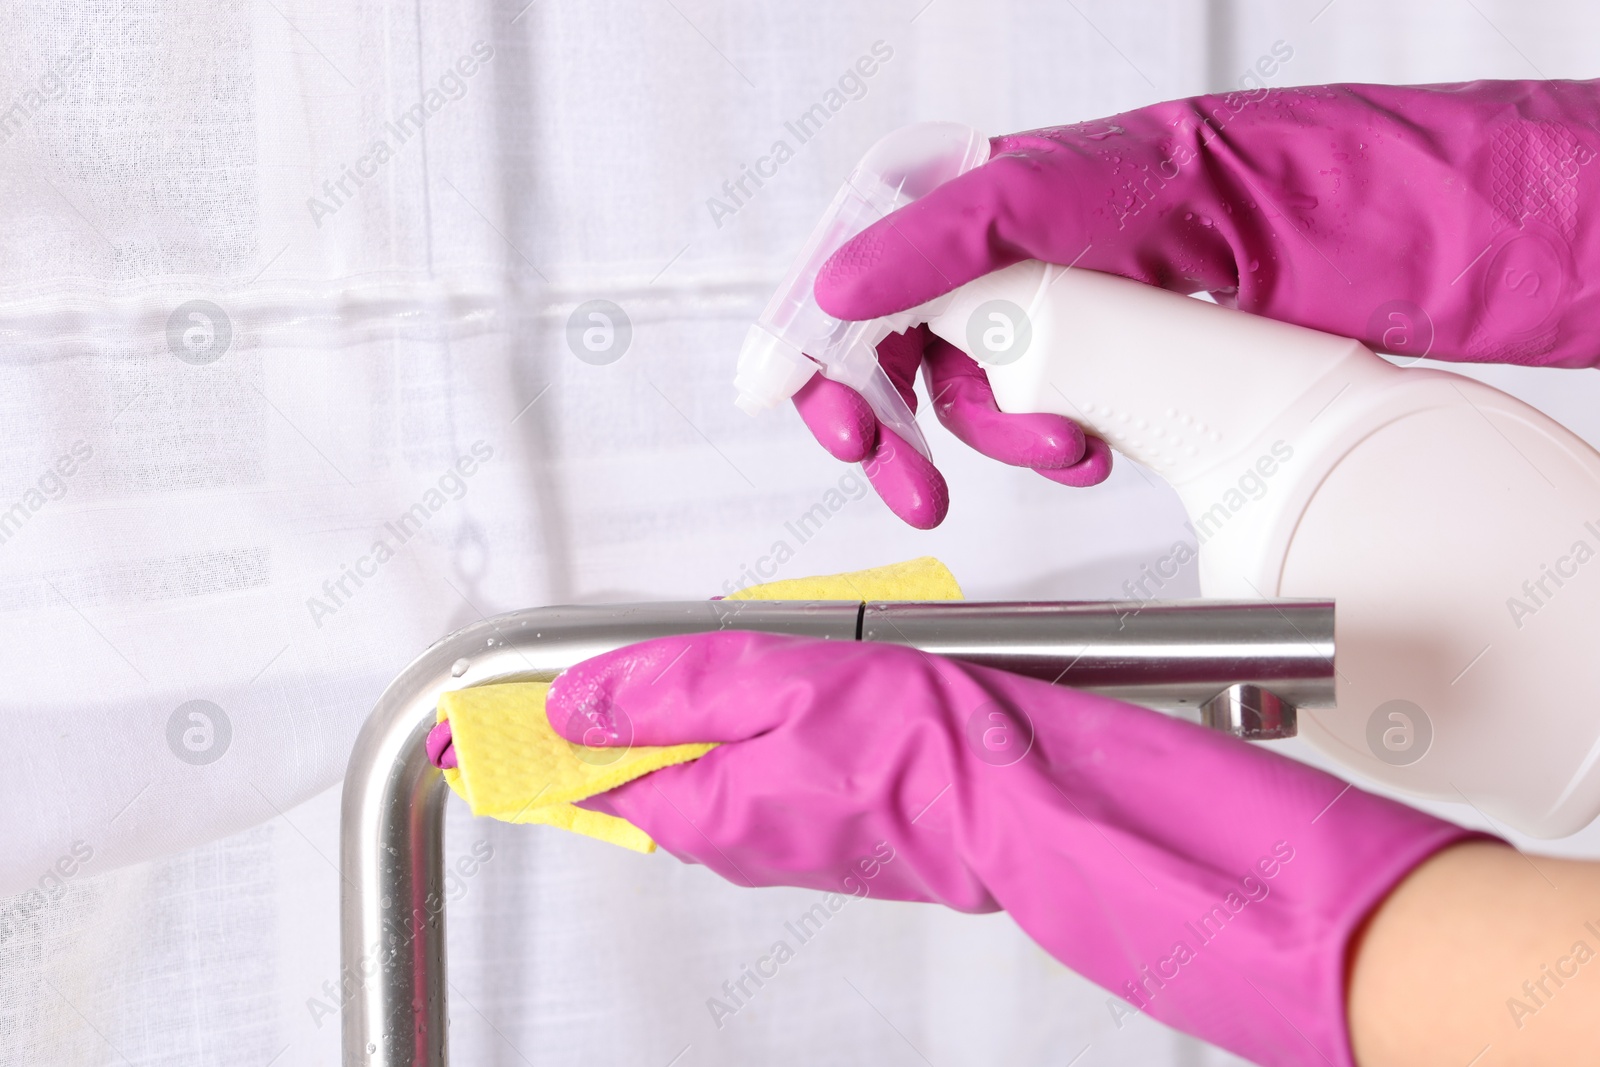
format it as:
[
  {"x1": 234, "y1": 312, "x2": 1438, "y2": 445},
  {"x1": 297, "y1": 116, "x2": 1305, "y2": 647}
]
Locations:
[{"x1": 340, "y1": 597, "x2": 1334, "y2": 1066}]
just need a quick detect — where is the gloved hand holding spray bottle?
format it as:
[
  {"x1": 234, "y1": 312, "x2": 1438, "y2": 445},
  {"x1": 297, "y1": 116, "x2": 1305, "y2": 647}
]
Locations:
[{"x1": 736, "y1": 84, "x2": 1600, "y2": 842}]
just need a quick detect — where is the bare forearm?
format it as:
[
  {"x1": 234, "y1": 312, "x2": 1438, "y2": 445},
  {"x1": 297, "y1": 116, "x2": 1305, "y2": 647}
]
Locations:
[{"x1": 1349, "y1": 841, "x2": 1600, "y2": 1066}]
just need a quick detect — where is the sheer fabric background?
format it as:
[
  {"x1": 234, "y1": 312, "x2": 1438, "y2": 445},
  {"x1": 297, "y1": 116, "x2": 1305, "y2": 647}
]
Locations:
[{"x1": 2, "y1": 1, "x2": 1598, "y2": 1063}]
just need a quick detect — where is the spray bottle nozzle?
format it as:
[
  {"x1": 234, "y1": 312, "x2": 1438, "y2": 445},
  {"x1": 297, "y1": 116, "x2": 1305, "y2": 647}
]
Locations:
[{"x1": 734, "y1": 122, "x2": 991, "y2": 458}]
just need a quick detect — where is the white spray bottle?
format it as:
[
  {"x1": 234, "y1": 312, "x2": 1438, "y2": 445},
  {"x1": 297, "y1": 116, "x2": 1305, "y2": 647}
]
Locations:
[{"x1": 742, "y1": 122, "x2": 1600, "y2": 839}]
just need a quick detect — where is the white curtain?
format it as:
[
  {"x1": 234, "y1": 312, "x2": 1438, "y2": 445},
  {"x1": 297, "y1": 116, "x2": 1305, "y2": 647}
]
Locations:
[{"x1": 2, "y1": 1, "x2": 1597, "y2": 1063}]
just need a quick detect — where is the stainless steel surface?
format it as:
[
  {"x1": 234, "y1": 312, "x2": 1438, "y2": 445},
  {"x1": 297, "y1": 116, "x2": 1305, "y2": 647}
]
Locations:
[
  {"x1": 863, "y1": 599, "x2": 1335, "y2": 712},
  {"x1": 341, "y1": 601, "x2": 861, "y2": 1067},
  {"x1": 1201, "y1": 683, "x2": 1295, "y2": 739},
  {"x1": 341, "y1": 597, "x2": 1335, "y2": 1066}
]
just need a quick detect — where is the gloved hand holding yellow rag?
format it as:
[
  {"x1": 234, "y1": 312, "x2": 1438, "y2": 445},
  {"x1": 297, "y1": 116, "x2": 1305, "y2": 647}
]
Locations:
[{"x1": 424, "y1": 557, "x2": 963, "y2": 852}]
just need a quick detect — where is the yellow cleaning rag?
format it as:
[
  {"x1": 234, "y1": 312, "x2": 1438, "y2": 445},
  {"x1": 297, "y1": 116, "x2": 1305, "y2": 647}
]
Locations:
[{"x1": 438, "y1": 556, "x2": 963, "y2": 852}]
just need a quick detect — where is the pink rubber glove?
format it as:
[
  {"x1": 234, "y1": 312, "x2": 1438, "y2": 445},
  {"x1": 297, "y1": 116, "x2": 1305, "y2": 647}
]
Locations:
[
  {"x1": 794, "y1": 327, "x2": 1113, "y2": 529},
  {"x1": 546, "y1": 632, "x2": 1490, "y2": 1067},
  {"x1": 426, "y1": 720, "x2": 457, "y2": 769},
  {"x1": 807, "y1": 79, "x2": 1600, "y2": 526}
]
